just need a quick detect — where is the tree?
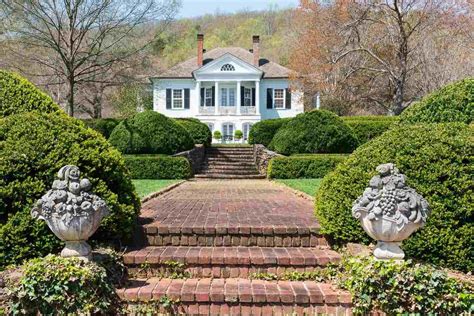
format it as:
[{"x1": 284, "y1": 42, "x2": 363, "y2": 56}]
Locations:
[{"x1": 1, "y1": 0, "x2": 180, "y2": 117}]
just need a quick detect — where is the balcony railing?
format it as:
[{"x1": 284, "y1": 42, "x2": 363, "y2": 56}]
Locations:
[
  {"x1": 198, "y1": 105, "x2": 257, "y2": 115},
  {"x1": 240, "y1": 106, "x2": 256, "y2": 114},
  {"x1": 199, "y1": 106, "x2": 215, "y2": 114}
]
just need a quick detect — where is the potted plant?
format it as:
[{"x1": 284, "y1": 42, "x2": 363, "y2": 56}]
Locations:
[
  {"x1": 213, "y1": 130, "x2": 222, "y2": 143},
  {"x1": 234, "y1": 130, "x2": 243, "y2": 143}
]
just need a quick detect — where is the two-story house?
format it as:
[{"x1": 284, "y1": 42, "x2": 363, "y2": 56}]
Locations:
[{"x1": 151, "y1": 34, "x2": 304, "y2": 142}]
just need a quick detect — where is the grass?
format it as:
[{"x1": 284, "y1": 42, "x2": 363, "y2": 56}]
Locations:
[
  {"x1": 275, "y1": 179, "x2": 323, "y2": 197},
  {"x1": 132, "y1": 179, "x2": 181, "y2": 198}
]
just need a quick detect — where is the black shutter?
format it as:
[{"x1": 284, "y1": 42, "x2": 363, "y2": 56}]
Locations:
[
  {"x1": 184, "y1": 89, "x2": 190, "y2": 109},
  {"x1": 285, "y1": 88, "x2": 292, "y2": 109},
  {"x1": 241, "y1": 86, "x2": 245, "y2": 106},
  {"x1": 252, "y1": 88, "x2": 256, "y2": 106},
  {"x1": 200, "y1": 88, "x2": 205, "y2": 106},
  {"x1": 166, "y1": 89, "x2": 172, "y2": 109},
  {"x1": 212, "y1": 86, "x2": 215, "y2": 106},
  {"x1": 267, "y1": 88, "x2": 273, "y2": 109}
]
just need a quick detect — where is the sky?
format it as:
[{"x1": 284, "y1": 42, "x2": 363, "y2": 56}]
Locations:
[{"x1": 178, "y1": 0, "x2": 299, "y2": 18}]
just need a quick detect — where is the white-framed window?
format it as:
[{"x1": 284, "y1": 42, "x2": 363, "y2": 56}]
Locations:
[
  {"x1": 222, "y1": 123, "x2": 234, "y2": 141},
  {"x1": 172, "y1": 89, "x2": 184, "y2": 109},
  {"x1": 221, "y1": 64, "x2": 235, "y2": 71},
  {"x1": 206, "y1": 122, "x2": 214, "y2": 132},
  {"x1": 244, "y1": 87, "x2": 252, "y2": 106},
  {"x1": 273, "y1": 89, "x2": 285, "y2": 109},
  {"x1": 205, "y1": 88, "x2": 213, "y2": 107},
  {"x1": 221, "y1": 88, "x2": 235, "y2": 107},
  {"x1": 243, "y1": 123, "x2": 253, "y2": 141}
]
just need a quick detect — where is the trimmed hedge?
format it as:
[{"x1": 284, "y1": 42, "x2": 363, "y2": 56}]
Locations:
[
  {"x1": 109, "y1": 111, "x2": 194, "y2": 155},
  {"x1": 268, "y1": 155, "x2": 347, "y2": 179},
  {"x1": 0, "y1": 112, "x2": 140, "y2": 267},
  {"x1": 125, "y1": 156, "x2": 192, "y2": 179},
  {"x1": 0, "y1": 70, "x2": 61, "y2": 117},
  {"x1": 269, "y1": 110, "x2": 358, "y2": 155},
  {"x1": 82, "y1": 118, "x2": 123, "y2": 139},
  {"x1": 248, "y1": 118, "x2": 292, "y2": 146},
  {"x1": 400, "y1": 78, "x2": 474, "y2": 124},
  {"x1": 176, "y1": 118, "x2": 212, "y2": 146},
  {"x1": 342, "y1": 116, "x2": 397, "y2": 144},
  {"x1": 315, "y1": 123, "x2": 473, "y2": 272}
]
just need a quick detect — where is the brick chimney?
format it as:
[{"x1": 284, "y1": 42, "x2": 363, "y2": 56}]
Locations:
[
  {"x1": 252, "y1": 35, "x2": 260, "y2": 67},
  {"x1": 197, "y1": 34, "x2": 204, "y2": 67}
]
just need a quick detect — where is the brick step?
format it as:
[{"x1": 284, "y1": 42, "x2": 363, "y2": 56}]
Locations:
[
  {"x1": 118, "y1": 278, "x2": 352, "y2": 315},
  {"x1": 207, "y1": 147, "x2": 253, "y2": 152},
  {"x1": 194, "y1": 174, "x2": 265, "y2": 180},
  {"x1": 201, "y1": 165, "x2": 258, "y2": 171},
  {"x1": 202, "y1": 161, "x2": 256, "y2": 167},
  {"x1": 206, "y1": 153, "x2": 254, "y2": 157},
  {"x1": 124, "y1": 246, "x2": 340, "y2": 278},
  {"x1": 199, "y1": 170, "x2": 259, "y2": 175},
  {"x1": 206, "y1": 157, "x2": 254, "y2": 162}
]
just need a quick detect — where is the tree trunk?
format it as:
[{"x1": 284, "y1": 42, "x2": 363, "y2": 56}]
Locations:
[
  {"x1": 67, "y1": 78, "x2": 74, "y2": 117},
  {"x1": 392, "y1": 79, "x2": 404, "y2": 115}
]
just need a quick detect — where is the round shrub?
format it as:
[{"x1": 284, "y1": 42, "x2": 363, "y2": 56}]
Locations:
[
  {"x1": 248, "y1": 117, "x2": 291, "y2": 146},
  {"x1": 109, "y1": 111, "x2": 194, "y2": 154},
  {"x1": 269, "y1": 110, "x2": 358, "y2": 155},
  {"x1": 8, "y1": 255, "x2": 118, "y2": 315},
  {"x1": 315, "y1": 123, "x2": 473, "y2": 272},
  {"x1": 0, "y1": 112, "x2": 140, "y2": 267},
  {"x1": 82, "y1": 118, "x2": 123, "y2": 139},
  {"x1": 176, "y1": 118, "x2": 212, "y2": 146},
  {"x1": 400, "y1": 78, "x2": 474, "y2": 124},
  {"x1": 0, "y1": 70, "x2": 61, "y2": 117}
]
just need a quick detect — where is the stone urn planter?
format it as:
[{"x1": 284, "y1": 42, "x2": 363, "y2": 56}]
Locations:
[
  {"x1": 352, "y1": 163, "x2": 430, "y2": 260},
  {"x1": 31, "y1": 165, "x2": 109, "y2": 261}
]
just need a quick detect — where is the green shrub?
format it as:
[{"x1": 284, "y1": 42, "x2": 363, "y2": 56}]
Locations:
[
  {"x1": 315, "y1": 123, "x2": 473, "y2": 271},
  {"x1": 336, "y1": 256, "x2": 473, "y2": 315},
  {"x1": 0, "y1": 70, "x2": 61, "y2": 117},
  {"x1": 8, "y1": 255, "x2": 118, "y2": 315},
  {"x1": 234, "y1": 129, "x2": 243, "y2": 140},
  {"x1": 109, "y1": 111, "x2": 194, "y2": 154},
  {"x1": 268, "y1": 154, "x2": 347, "y2": 179},
  {"x1": 81, "y1": 118, "x2": 123, "y2": 139},
  {"x1": 248, "y1": 118, "x2": 291, "y2": 146},
  {"x1": 213, "y1": 130, "x2": 222, "y2": 140},
  {"x1": 125, "y1": 156, "x2": 192, "y2": 179},
  {"x1": 0, "y1": 112, "x2": 140, "y2": 267},
  {"x1": 269, "y1": 110, "x2": 358, "y2": 155},
  {"x1": 400, "y1": 78, "x2": 474, "y2": 124},
  {"x1": 342, "y1": 116, "x2": 397, "y2": 144},
  {"x1": 175, "y1": 118, "x2": 212, "y2": 146}
]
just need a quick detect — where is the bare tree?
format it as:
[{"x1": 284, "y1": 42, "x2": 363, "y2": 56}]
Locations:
[{"x1": 1, "y1": 0, "x2": 181, "y2": 116}]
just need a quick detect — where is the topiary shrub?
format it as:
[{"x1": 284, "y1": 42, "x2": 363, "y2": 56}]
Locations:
[
  {"x1": 248, "y1": 118, "x2": 291, "y2": 146},
  {"x1": 81, "y1": 118, "x2": 123, "y2": 139},
  {"x1": 0, "y1": 112, "x2": 140, "y2": 267},
  {"x1": 269, "y1": 110, "x2": 358, "y2": 155},
  {"x1": 400, "y1": 78, "x2": 474, "y2": 124},
  {"x1": 0, "y1": 70, "x2": 61, "y2": 117},
  {"x1": 7, "y1": 255, "x2": 119, "y2": 315},
  {"x1": 213, "y1": 130, "x2": 222, "y2": 141},
  {"x1": 234, "y1": 130, "x2": 243, "y2": 141},
  {"x1": 342, "y1": 116, "x2": 397, "y2": 144},
  {"x1": 125, "y1": 156, "x2": 192, "y2": 179},
  {"x1": 108, "y1": 111, "x2": 194, "y2": 154},
  {"x1": 315, "y1": 123, "x2": 473, "y2": 272},
  {"x1": 175, "y1": 118, "x2": 212, "y2": 146},
  {"x1": 268, "y1": 154, "x2": 348, "y2": 179}
]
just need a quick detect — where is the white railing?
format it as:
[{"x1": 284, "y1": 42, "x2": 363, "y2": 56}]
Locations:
[
  {"x1": 199, "y1": 105, "x2": 257, "y2": 115},
  {"x1": 219, "y1": 107, "x2": 237, "y2": 115},
  {"x1": 240, "y1": 106, "x2": 256, "y2": 115},
  {"x1": 199, "y1": 106, "x2": 215, "y2": 114}
]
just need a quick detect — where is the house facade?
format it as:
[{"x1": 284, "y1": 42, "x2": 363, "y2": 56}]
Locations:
[{"x1": 151, "y1": 34, "x2": 304, "y2": 142}]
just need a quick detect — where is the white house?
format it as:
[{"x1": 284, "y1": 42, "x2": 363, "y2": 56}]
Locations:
[{"x1": 150, "y1": 34, "x2": 304, "y2": 142}]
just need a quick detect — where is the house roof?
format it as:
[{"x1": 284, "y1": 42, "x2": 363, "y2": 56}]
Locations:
[{"x1": 153, "y1": 47, "x2": 291, "y2": 79}]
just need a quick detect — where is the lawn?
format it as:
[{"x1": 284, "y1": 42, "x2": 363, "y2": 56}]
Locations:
[
  {"x1": 275, "y1": 179, "x2": 323, "y2": 197},
  {"x1": 132, "y1": 179, "x2": 181, "y2": 198}
]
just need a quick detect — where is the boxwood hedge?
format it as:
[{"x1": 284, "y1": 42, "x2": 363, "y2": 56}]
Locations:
[
  {"x1": 248, "y1": 118, "x2": 292, "y2": 146},
  {"x1": 268, "y1": 154, "x2": 348, "y2": 179},
  {"x1": 124, "y1": 156, "x2": 192, "y2": 179},
  {"x1": 175, "y1": 118, "x2": 212, "y2": 146},
  {"x1": 0, "y1": 70, "x2": 61, "y2": 117},
  {"x1": 315, "y1": 123, "x2": 473, "y2": 272},
  {"x1": 342, "y1": 116, "x2": 397, "y2": 144},
  {"x1": 400, "y1": 78, "x2": 473, "y2": 124},
  {"x1": 82, "y1": 118, "x2": 123, "y2": 139},
  {"x1": 109, "y1": 111, "x2": 194, "y2": 155},
  {"x1": 269, "y1": 110, "x2": 358, "y2": 155}
]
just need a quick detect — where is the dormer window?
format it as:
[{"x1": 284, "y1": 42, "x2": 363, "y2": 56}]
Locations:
[{"x1": 221, "y1": 64, "x2": 235, "y2": 71}]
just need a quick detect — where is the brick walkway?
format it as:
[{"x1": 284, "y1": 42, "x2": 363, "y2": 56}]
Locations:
[{"x1": 120, "y1": 180, "x2": 352, "y2": 315}]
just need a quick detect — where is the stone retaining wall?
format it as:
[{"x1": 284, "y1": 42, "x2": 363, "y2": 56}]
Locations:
[
  {"x1": 174, "y1": 144, "x2": 206, "y2": 175},
  {"x1": 253, "y1": 144, "x2": 283, "y2": 176}
]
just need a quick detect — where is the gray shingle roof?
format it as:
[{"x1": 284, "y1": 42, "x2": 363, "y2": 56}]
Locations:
[{"x1": 153, "y1": 47, "x2": 291, "y2": 79}]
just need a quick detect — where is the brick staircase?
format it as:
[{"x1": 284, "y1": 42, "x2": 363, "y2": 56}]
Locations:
[
  {"x1": 195, "y1": 147, "x2": 265, "y2": 179},
  {"x1": 118, "y1": 181, "x2": 352, "y2": 315}
]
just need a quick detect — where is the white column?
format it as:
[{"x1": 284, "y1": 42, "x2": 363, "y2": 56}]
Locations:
[
  {"x1": 255, "y1": 80, "x2": 260, "y2": 115},
  {"x1": 196, "y1": 80, "x2": 201, "y2": 114},
  {"x1": 236, "y1": 81, "x2": 241, "y2": 115},
  {"x1": 214, "y1": 81, "x2": 219, "y2": 115}
]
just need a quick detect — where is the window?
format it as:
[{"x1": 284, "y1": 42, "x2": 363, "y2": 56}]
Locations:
[
  {"x1": 243, "y1": 123, "x2": 253, "y2": 141},
  {"x1": 273, "y1": 89, "x2": 285, "y2": 109},
  {"x1": 222, "y1": 123, "x2": 234, "y2": 141},
  {"x1": 221, "y1": 64, "x2": 235, "y2": 71},
  {"x1": 172, "y1": 89, "x2": 183, "y2": 109},
  {"x1": 205, "y1": 88, "x2": 213, "y2": 107},
  {"x1": 244, "y1": 87, "x2": 252, "y2": 107},
  {"x1": 221, "y1": 88, "x2": 235, "y2": 107}
]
